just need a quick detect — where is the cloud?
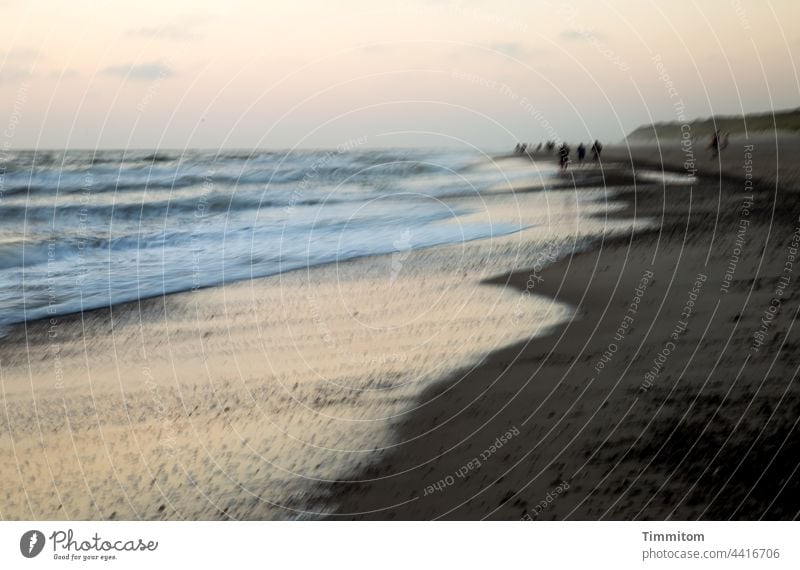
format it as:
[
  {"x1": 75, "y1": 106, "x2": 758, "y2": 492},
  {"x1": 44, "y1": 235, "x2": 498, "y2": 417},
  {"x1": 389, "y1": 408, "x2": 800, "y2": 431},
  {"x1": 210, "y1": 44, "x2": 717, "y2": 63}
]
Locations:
[
  {"x1": 0, "y1": 67, "x2": 30, "y2": 84},
  {"x1": 48, "y1": 68, "x2": 80, "y2": 79},
  {"x1": 353, "y1": 43, "x2": 395, "y2": 54},
  {"x1": 484, "y1": 42, "x2": 526, "y2": 57},
  {"x1": 0, "y1": 48, "x2": 41, "y2": 80},
  {"x1": 127, "y1": 25, "x2": 199, "y2": 41},
  {"x1": 465, "y1": 42, "x2": 545, "y2": 60},
  {"x1": 127, "y1": 17, "x2": 205, "y2": 41},
  {"x1": 0, "y1": 48, "x2": 43, "y2": 84},
  {"x1": 559, "y1": 28, "x2": 605, "y2": 42},
  {"x1": 2, "y1": 47, "x2": 42, "y2": 62},
  {"x1": 102, "y1": 62, "x2": 174, "y2": 80}
]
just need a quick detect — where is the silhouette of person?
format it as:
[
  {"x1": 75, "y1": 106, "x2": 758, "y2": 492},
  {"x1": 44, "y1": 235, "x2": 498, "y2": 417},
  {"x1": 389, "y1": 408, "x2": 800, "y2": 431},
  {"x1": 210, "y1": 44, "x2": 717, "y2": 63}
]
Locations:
[
  {"x1": 558, "y1": 143, "x2": 570, "y2": 171},
  {"x1": 591, "y1": 140, "x2": 603, "y2": 161},
  {"x1": 709, "y1": 130, "x2": 719, "y2": 158},
  {"x1": 577, "y1": 143, "x2": 586, "y2": 165}
]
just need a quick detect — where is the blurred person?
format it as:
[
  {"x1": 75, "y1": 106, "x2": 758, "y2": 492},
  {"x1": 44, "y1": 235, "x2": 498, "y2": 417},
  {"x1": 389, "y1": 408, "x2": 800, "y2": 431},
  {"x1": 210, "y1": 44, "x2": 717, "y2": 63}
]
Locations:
[
  {"x1": 577, "y1": 142, "x2": 586, "y2": 165},
  {"x1": 558, "y1": 142, "x2": 570, "y2": 171},
  {"x1": 591, "y1": 140, "x2": 603, "y2": 161}
]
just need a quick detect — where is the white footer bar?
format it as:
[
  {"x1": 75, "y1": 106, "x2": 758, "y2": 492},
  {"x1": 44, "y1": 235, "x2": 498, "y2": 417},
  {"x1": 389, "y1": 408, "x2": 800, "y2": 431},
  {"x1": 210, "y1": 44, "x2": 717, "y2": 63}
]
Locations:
[{"x1": 1, "y1": 522, "x2": 796, "y2": 569}]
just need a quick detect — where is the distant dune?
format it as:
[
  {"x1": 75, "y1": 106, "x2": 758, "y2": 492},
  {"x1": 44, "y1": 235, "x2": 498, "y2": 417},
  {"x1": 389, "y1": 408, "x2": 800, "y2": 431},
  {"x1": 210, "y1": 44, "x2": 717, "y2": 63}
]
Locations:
[{"x1": 626, "y1": 107, "x2": 800, "y2": 141}]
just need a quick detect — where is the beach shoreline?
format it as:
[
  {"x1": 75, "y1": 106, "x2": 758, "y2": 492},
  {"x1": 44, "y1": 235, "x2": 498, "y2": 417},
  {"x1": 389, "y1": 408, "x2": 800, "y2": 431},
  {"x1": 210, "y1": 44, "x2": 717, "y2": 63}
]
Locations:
[
  {"x1": 2, "y1": 136, "x2": 798, "y2": 521},
  {"x1": 324, "y1": 135, "x2": 800, "y2": 520},
  {"x1": 0, "y1": 156, "x2": 638, "y2": 520}
]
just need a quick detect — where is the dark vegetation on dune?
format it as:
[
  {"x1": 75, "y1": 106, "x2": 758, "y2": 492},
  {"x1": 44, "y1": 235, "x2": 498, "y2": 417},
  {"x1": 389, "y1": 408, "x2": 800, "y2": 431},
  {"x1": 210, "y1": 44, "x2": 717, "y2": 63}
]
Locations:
[{"x1": 627, "y1": 107, "x2": 800, "y2": 141}]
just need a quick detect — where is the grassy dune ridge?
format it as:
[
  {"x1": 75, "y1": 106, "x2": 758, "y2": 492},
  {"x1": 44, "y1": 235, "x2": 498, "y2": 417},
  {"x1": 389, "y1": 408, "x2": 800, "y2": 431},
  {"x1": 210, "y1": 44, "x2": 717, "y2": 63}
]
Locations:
[{"x1": 627, "y1": 108, "x2": 800, "y2": 141}]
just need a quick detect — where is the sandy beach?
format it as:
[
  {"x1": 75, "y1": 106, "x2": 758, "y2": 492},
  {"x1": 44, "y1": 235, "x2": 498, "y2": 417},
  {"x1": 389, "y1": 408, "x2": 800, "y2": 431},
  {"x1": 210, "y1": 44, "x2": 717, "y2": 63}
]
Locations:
[
  {"x1": 325, "y1": 134, "x2": 800, "y2": 520},
  {"x1": 2, "y1": 135, "x2": 798, "y2": 521},
  {"x1": 0, "y1": 159, "x2": 639, "y2": 520}
]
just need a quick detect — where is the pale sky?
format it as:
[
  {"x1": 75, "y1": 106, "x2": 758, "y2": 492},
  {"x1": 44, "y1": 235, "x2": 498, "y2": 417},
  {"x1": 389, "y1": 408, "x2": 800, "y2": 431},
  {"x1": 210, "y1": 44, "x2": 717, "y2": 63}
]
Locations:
[{"x1": 2, "y1": 0, "x2": 799, "y2": 149}]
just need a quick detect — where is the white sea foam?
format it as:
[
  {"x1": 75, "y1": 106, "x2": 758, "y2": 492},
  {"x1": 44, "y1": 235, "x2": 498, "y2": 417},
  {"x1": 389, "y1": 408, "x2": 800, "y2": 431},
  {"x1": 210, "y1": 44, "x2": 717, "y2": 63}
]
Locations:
[{"x1": 0, "y1": 149, "x2": 556, "y2": 326}]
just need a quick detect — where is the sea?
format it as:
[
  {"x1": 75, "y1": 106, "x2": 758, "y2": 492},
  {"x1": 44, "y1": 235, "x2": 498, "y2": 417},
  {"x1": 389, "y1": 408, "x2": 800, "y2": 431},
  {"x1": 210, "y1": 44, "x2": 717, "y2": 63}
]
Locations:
[{"x1": 0, "y1": 148, "x2": 557, "y2": 328}]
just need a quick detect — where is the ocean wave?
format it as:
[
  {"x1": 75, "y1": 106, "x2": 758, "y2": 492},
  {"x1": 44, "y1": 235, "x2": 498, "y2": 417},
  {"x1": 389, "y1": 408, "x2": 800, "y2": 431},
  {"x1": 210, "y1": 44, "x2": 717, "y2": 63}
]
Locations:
[
  {"x1": 1, "y1": 154, "x2": 458, "y2": 198},
  {"x1": 2, "y1": 189, "x2": 364, "y2": 225},
  {"x1": 0, "y1": 148, "x2": 544, "y2": 327}
]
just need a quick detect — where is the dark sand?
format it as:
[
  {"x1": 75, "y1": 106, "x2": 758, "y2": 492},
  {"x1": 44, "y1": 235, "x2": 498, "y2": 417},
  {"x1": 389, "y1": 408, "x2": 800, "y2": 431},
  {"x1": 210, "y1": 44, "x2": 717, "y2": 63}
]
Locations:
[{"x1": 327, "y1": 134, "x2": 800, "y2": 520}]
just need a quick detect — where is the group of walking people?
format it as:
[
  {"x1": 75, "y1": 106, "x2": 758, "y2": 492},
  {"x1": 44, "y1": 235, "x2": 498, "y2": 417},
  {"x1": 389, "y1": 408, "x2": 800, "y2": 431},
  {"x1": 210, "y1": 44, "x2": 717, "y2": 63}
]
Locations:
[
  {"x1": 513, "y1": 128, "x2": 731, "y2": 172},
  {"x1": 514, "y1": 140, "x2": 604, "y2": 171}
]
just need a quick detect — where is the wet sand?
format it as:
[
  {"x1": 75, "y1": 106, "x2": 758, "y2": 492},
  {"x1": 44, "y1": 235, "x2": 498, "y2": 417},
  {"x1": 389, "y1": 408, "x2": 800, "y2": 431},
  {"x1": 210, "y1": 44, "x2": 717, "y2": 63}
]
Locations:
[{"x1": 326, "y1": 134, "x2": 800, "y2": 520}]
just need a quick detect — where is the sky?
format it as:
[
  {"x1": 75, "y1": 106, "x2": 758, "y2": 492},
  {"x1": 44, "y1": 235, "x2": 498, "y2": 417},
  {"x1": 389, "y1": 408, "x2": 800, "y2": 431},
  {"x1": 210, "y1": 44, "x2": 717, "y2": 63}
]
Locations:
[{"x1": 2, "y1": 0, "x2": 799, "y2": 150}]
